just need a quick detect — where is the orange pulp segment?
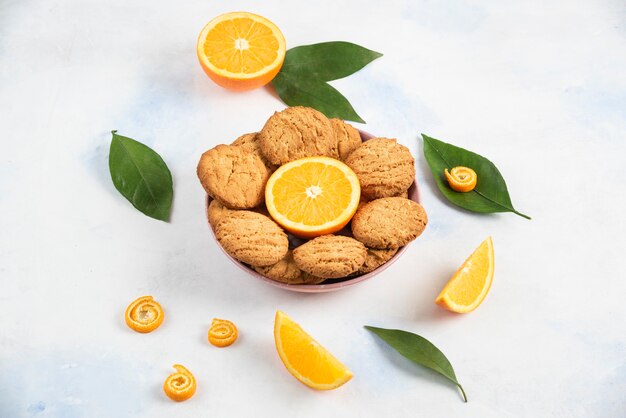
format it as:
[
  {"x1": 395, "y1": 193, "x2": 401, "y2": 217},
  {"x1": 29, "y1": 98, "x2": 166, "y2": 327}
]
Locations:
[
  {"x1": 265, "y1": 156, "x2": 361, "y2": 238},
  {"x1": 274, "y1": 310, "x2": 353, "y2": 390},
  {"x1": 197, "y1": 12, "x2": 286, "y2": 91},
  {"x1": 435, "y1": 237, "x2": 494, "y2": 313}
]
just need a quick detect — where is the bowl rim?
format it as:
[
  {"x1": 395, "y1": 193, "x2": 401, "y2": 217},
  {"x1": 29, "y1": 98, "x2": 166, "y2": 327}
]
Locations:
[{"x1": 205, "y1": 130, "x2": 421, "y2": 293}]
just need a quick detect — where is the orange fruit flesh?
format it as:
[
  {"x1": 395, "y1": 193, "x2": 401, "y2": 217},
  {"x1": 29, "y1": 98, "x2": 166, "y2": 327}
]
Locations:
[
  {"x1": 436, "y1": 237, "x2": 494, "y2": 313},
  {"x1": 203, "y1": 18, "x2": 280, "y2": 74},
  {"x1": 274, "y1": 311, "x2": 353, "y2": 390},
  {"x1": 265, "y1": 157, "x2": 361, "y2": 238},
  {"x1": 197, "y1": 12, "x2": 286, "y2": 91}
]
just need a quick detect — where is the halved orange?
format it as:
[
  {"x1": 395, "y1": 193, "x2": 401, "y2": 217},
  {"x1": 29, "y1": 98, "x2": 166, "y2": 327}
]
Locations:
[
  {"x1": 274, "y1": 311, "x2": 353, "y2": 390},
  {"x1": 197, "y1": 12, "x2": 286, "y2": 91},
  {"x1": 265, "y1": 157, "x2": 361, "y2": 238},
  {"x1": 435, "y1": 237, "x2": 494, "y2": 313}
]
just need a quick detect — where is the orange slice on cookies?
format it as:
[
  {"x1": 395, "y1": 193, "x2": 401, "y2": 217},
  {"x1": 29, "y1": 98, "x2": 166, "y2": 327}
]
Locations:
[{"x1": 265, "y1": 157, "x2": 361, "y2": 238}]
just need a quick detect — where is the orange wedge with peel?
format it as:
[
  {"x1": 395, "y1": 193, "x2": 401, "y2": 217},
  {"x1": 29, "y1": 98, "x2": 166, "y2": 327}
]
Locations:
[
  {"x1": 265, "y1": 156, "x2": 361, "y2": 238},
  {"x1": 436, "y1": 237, "x2": 494, "y2": 313},
  {"x1": 197, "y1": 12, "x2": 286, "y2": 91},
  {"x1": 274, "y1": 311, "x2": 353, "y2": 390}
]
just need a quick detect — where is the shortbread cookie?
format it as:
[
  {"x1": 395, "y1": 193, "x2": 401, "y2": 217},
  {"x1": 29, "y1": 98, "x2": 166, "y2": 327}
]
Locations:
[
  {"x1": 259, "y1": 106, "x2": 337, "y2": 165},
  {"x1": 357, "y1": 247, "x2": 399, "y2": 274},
  {"x1": 345, "y1": 138, "x2": 415, "y2": 200},
  {"x1": 254, "y1": 251, "x2": 324, "y2": 285},
  {"x1": 215, "y1": 211, "x2": 288, "y2": 266},
  {"x1": 352, "y1": 197, "x2": 427, "y2": 249},
  {"x1": 293, "y1": 235, "x2": 367, "y2": 278},
  {"x1": 231, "y1": 132, "x2": 275, "y2": 169},
  {"x1": 330, "y1": 118, "x2": 361, "y2": 160},
  {"x1": 207, "y1": 199, "x2": 236, "y2": 229},
  {"x1": 197, "y1": 144, "x2": 270, "y2": 209}
]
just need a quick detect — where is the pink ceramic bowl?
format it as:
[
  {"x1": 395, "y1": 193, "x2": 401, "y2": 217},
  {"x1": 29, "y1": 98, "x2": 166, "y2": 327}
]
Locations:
[{"x1": 205, "y1": 131, "x2": 420, "y2": 293}]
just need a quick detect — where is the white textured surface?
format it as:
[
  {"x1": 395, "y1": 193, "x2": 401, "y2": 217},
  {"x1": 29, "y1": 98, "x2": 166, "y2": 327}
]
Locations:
[{"x1": 1, "y1": 1, "x2": 625, "y2": 417}]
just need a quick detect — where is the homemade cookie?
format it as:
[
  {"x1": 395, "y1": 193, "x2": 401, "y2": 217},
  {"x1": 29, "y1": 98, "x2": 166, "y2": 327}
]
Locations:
[
  {"x1": 207, "y1": 199, "x2": 236, "y2": 229},
  {"x1": 330, "y1": 118, "x2": 361, "y2": 160},
  {"x1": 197, "y1": 144, "x2": 270, "y2": 209},
  {"x1": 231, "y1": 132, "x2": 275, "y2": 169},
  {"x1": 357, "y1": 247, "x2": 399, "y2": 274},
  {"x1": 259, "y1": 106, "x2": 338, "y2": 165},
  {"x1": 215, "y1": 211, "x2": 288, "y2": 266},
  {"x1": 352, "y1": 197, "x2": 427, "y2": 249},
  {"x1": 293, "y1": 235, "x2": 367, "y2": 278},
  {"x1": 254, "y1": 251, "x2": 325, "y2": 285},
  {"x1": 345, "y1": 138, "x2": 415, "y2": 200}
]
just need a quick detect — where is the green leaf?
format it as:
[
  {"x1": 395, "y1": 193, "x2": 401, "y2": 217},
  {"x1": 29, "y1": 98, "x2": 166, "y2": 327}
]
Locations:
[
  {"x1": 422, "y1": 134, "x2": 530, "y2": 219},
  {"x1": 108, "y1": 131, "x2": 173, "y2": 221},
  {"x1": 364, "y1": 326, "x2": 467, "y2": 402},
  {"x1": 272, "y1": 72, "x2": 365, "y2": 123},
  {"x1": 272, "y1": 42, "x2": 382, "y2": 123},
  {"x1": 279, "y1": 41, "x2": 383, "y2": 82}
]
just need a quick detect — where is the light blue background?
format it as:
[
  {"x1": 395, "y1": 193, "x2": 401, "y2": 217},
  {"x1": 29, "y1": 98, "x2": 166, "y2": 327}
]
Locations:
[{"x1": 1, "y1": 1, "x2": 624, "y2": 417}]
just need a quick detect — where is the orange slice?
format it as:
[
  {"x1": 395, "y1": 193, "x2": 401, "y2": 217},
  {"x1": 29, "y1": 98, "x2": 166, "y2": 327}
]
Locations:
[
  {"x1": 163, "y1": 364, "x2": 196, "y2": 402},
  {"x1": 208, "y1": 318, "x2": 238, "y2": 347},
  {"x1": 265, "y1": 156, "x2": 361, "y2": 238},
  {"x1": 124, "y1": 295, "x2": 164, "y2": 333},
  {"x1": 435, "y1": 237, "x2": 494, "y2": 313},
  {"x1": 197, "y1": 12, "x2": 286, "y2": 91},
  {"x1": 274, "y1": 310, "x2": 353, "y2": 390}
]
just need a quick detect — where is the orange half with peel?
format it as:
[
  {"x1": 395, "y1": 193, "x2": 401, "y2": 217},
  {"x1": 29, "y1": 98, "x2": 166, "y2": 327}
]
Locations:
[
  {"x1": 265, "y1": 156, "x2": 361, "y2": 238},
  {"x1": 436, "y1": 237, "x2": 494, "y2": 313},
  {"x1": 197, "y1": 12, "x2": 286, "y2": 91},
  {"x1": 274, "y1": 311, "x2": 353, "y2": 390}
]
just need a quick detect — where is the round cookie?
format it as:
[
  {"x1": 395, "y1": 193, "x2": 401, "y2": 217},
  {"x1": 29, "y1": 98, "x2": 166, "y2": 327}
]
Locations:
[
  {"x1": 197, "y1": 144, "x2": 270, "y2": 209},
  {"x1": 352, "y1": 197, "x2": 427, "y2": 249},
  {"x1": 330, "y1": 118, "x2": 361, "y2": 161},
  {"x1": 254, "y1": 251, "x2": 324, "y2": 285},
  {"x1": 357, "y1": 247, "x2": 399, "y2": 274},
  {"x1": 207, "y1": 199, "x2": 237, "y2": 229},
  {"x1": 215, "y1": 211, "x2": 288, "y2": 267},
  {"x1": 293, "y1": 235, "x2": 367, "y2": 279},
  {"x1": 259, "y1": 106, "x2": 338, "y2": 165},
  {"x1": 231, "y1": 132, "x2": 275, "y2": 170},
  {"x1": 345, "y1": 138, "x2": 415, "y2": 200}
]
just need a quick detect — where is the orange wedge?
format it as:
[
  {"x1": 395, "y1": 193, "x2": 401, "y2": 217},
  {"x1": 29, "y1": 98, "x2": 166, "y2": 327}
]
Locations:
[
  {"x1": 435, "y1": 237, "x2": 494, "y2": 313},
  {"x1": 197, "y1": 12, "x2": 286, "y2": 91},
  {"x1": 265, "y1": 156, "x2": 361, "y2": 238},
  {"x1": 274, "y1": 311, "x2": 353, "y2": 390}
]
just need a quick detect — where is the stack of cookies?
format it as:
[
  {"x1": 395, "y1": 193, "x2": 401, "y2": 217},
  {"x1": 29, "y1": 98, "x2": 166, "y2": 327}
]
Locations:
[{"x1": 197, "y1": 106, "x2": 428, "y2": 286}]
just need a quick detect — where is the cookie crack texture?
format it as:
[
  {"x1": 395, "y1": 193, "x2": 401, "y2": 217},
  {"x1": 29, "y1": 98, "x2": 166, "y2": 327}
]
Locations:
[
  {"x1": 351, "y1": 197, "x2": 427, "y2": 249},
  {"x1": 259, "y1": 106, "x2": 338, "y2": 165},
  {"x1": 346, "y1": 138, "x2": 415, "y2": 200},
  {"x1": 293, "y1": 235, "x2": 367, "y2": 278},
  {"x1": 197, "y1": 144, "x2": 270, "y2": 209},
  {"x1": 215, "y1": 211, "x2": 288, "y2": 266}
]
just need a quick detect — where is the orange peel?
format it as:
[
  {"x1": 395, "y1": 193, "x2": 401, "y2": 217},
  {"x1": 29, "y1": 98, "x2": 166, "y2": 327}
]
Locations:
[
  {"x1": 444, "y1": 166, "x2": 477, "y2": 192},
  {"x1": 124, "y1": 295, "x2": 164, "y2": 333},
  {"x1": 163, "y1": 364, "x2": 196, "y2": 402},
  {"x1": 208, "y1": 318, "x2": 238, "y2": 347}
]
